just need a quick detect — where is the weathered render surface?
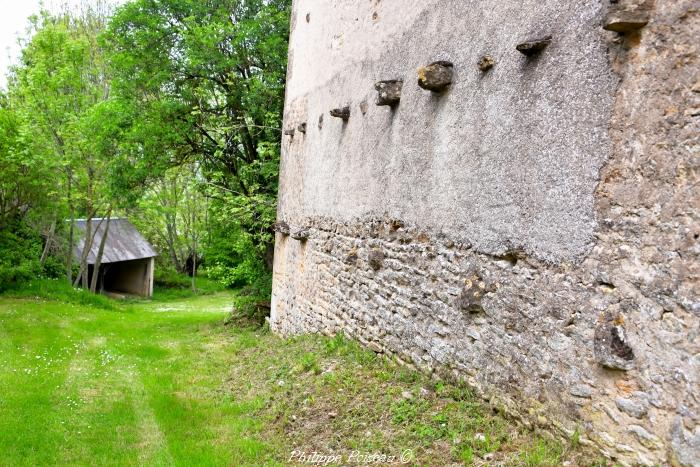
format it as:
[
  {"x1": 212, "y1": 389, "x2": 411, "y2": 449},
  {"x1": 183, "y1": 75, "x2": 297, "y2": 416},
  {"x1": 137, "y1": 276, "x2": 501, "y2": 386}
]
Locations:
[{"x1": 272, "y1": 1, "x2": 699, "y2": 465}]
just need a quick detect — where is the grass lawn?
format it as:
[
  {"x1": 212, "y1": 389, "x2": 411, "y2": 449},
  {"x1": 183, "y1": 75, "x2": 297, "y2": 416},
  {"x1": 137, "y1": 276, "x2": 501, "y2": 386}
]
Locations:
[{"x1": 0, "y1": 288, "x2": 601, "y2": 466}]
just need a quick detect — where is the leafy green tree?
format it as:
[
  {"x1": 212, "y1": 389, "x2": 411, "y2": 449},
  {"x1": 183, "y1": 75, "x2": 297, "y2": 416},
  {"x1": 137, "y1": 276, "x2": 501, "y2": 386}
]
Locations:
[
  {"x1": 0, "y1": 93, "x2": 55, "y2": 226},
  {"x1": 104, "y1": 0, "x2": 290, "y2": 275},
  {"x1": 0, "y1": 0, "x2": 291, "y2": 297},
  {"x1": 130, "y1": 163, "x2": 209, "y2": 276},
  {"x1": 0, "y1": 96, "x2": 57, "y2": 290},
  {"x1": 7, "y1": 3, "x2": 126, "y2": 290}
]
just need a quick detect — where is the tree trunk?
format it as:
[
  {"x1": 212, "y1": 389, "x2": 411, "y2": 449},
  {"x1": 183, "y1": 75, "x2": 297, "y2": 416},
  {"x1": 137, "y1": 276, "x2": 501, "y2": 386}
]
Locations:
[
  {"x1": 81, "y1": 216, "x2": 92, "y2": 289},
  {"x1": 66, "y1": 171, "x2": 74, "y2": 283},
  {"x1": 81, "y1": 173, "x2": 94, "y2": 289},
  {"x1": 191, "y1": 208, "x2": 197, "y2": 292},
  {"x1": 73, "y1": 215, "x2": 103, "y2": 288},
  {"x1": 165, "y1": 218, "x2": 182, "y2": 272},
  {"x1": 40, "y1": 219, "x2": 57, "y2": 265},
  {"x1": 90, "y1": 210, "x2": 111, "y2": 293},
  {"x1": 264, "y1": 242, "x2": 274, "y2": 272}
]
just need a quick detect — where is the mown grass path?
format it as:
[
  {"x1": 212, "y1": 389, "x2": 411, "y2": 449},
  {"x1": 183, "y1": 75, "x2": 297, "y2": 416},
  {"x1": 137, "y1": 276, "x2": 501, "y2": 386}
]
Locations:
[
  {"x1": 0, "y1": 293, "x2": 270, "y2": 466},
  {"x1": 0, "y1": 293, "x2": 598, "y2": 466}
]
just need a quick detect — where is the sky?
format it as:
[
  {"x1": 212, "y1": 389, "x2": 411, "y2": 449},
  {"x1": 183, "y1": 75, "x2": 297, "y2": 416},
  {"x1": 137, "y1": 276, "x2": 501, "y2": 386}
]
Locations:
[{"x1": 0, "y1": 0, "x2": 124, "y2": 88}]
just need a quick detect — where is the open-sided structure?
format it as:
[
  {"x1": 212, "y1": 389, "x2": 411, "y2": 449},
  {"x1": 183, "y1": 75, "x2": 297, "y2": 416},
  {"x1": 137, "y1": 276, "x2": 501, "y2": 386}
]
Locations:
[{"x1": 74, "y1": 218, "x2": 157, "y2": 297}]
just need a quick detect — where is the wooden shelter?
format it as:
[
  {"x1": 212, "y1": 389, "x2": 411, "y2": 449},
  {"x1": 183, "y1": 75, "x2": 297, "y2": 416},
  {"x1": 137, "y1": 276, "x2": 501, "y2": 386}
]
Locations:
[{"x1": 74, "y1": 218, "x2": 157, "y2": 297}]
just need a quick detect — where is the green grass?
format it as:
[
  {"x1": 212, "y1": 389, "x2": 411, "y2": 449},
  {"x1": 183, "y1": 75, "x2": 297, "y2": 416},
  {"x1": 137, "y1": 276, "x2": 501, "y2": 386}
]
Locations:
[
  {"x1": 3, "y1": 278, "x2": 122, "y2": 310},
  {"x1": 0, "y1": 290, "x2": 598, "y2": 466},
  {"x1": 5, "y1": 272, "x2": 227, "y2": 306}
]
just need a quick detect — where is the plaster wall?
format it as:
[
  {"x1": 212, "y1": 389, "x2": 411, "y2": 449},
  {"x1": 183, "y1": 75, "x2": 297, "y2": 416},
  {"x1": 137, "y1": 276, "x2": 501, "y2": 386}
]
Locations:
[{"x1": 272, "y1": 1, "x2": 699, "y2": 464}]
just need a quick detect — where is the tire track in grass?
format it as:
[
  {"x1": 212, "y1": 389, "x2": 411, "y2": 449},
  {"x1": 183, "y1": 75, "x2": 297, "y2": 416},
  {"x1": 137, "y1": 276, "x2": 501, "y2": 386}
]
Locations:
[
  {"x1": 124, "y1": 362, "x2": 175, "y2": 466},
  {"x1": 58, "y1": 335, "x2": 147, "y2": 464}
]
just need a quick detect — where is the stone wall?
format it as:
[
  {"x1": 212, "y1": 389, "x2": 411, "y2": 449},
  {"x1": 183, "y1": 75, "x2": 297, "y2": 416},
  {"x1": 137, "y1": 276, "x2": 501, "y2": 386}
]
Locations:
[{"x1": 271, "y1": 1, "x2": 699, "y2": 465}]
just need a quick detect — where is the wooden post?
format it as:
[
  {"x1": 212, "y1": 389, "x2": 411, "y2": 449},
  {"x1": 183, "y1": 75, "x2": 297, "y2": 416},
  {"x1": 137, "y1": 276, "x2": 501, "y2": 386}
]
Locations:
[{"x1": 143, "y1": 257, "x2": 155, "y2": 297}]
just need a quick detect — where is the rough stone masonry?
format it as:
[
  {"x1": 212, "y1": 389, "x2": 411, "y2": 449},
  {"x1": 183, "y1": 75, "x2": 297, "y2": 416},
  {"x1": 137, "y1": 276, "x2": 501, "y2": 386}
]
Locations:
[{"x1": 271, "y1": 1, "x2": 699, "y2": 465}]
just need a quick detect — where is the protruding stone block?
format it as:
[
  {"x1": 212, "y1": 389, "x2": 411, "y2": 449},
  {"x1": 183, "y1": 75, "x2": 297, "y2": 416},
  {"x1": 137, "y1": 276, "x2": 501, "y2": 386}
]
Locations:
[
  {"x1": 297, "y1": 122, "x2": 307, "y2": 134},
  {"x1": 477, "y1": 55, "x2": 494, "y2": 71},
  {"x1": 273, "y1": 221, "x2": 290, "y2": 235},
  {"x1": 330, "y1": 106, "x2": 350, "y2": 120},
  {"x1": 594, "y1": 314, "x2": 635, "y2": 370},
  {"x1": 368, "y1": 248, "x2": 384, "y2": 270},
  {"x1": 603, "y1": 10, "x2": 649, "y2": 33},
  {"x1": 284, "y1": 128, "x2": 295, "y2": 137},
  {"x1": 291, "y1": 228, "x2": 309, "y2": 241},
  {"x1": 456, "y1": 271, "x2": 490, "y2": 313},
  {"x1": 374, "y1": 80, "x2": 403, "y2": 106},
  {"x1": 516, "y1": 36, "x2": 552, "y2": 56},
  {"x1": 417, "y1": 61, "x2": 453, "y2": 92}
]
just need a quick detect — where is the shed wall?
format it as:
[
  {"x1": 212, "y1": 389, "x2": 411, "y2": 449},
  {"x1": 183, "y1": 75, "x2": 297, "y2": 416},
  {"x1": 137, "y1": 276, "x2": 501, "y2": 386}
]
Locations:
[{"x1": 102, "y1": 258, "x2": 153, "y2": 297}]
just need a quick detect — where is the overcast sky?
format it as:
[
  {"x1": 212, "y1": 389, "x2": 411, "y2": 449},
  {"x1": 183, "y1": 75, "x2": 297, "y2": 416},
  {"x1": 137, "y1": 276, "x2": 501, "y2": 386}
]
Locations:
[{"x1": 0, "y1": 0, "x2": 125, "y2": 88}]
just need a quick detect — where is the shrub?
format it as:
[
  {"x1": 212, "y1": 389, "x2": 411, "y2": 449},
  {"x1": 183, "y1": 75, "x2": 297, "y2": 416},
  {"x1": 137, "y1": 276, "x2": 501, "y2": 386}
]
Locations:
[
  {"x1": 154, "y1": 267, "x2": 194, "y2": 289},
  {"x1": 151, "y1": 268, "x2": 225, "y2": 301},
  {"x1": 41, "y1": 255, "x2": 65, "y2": 279},
  {"x1": 0, "y1": 220, "x2": 42, "y2": 291},
  {"x1": 204, "y1": 231, "x2": 269, "y2": 289}
]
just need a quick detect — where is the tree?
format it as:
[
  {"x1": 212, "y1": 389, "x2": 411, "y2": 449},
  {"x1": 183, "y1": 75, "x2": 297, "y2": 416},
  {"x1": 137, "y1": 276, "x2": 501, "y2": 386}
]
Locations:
[
  {"x1": 0, "y1": 0, "x2": 291, "y2": 297},
  {"x1": 0, "y1": 93, "x2": 55, "y2": 227},
  {"x1": 130, "y1": 163, "x2": 209, "y2": 277},
  {"x1": 104, "y1": 0, "x2": 290, "y2": 272},
  {"x1": 7, "y1": 3, "x2": 127, "y2": 288},
  {"x1": 0, "y1": 95, "x2": 56, "y2": 290}
]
